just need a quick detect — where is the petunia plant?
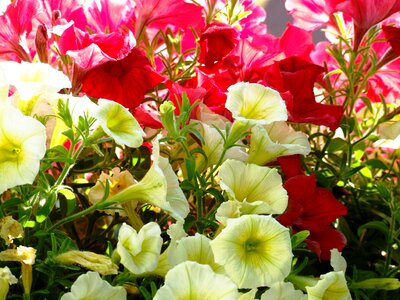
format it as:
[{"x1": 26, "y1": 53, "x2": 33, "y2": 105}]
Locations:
[{"x1": 0, "y1": 0, "x2": 399, "y2": 299}]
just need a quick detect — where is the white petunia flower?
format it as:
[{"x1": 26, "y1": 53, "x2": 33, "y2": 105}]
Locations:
[
  {"x1": 116, "y1": 222, "x2": 162, "y2": 275},
  {"x1": 0, "y1": 61, "x2": 71, "y2": 115},
  {"x1": 60, "y1": 271, "x2": 126, "y2": 300},
  {"x1": 197, "y1": 122, "x2": 248, "y2": 170},
  {"x1": 306, "y1": 271, "x2": 352, "y2": 300},
  {"x1": 167, "y1": 233, "x2": 224, "y2": 273},
  {"x1": 330, "y1": 249, "x2": 347, "y2": 273},
  {"x1": 260, "y1": 282, "x2": 307, "y2": 300},
  {"x1": 153, "y1": 261, "x2": 238, "y2": 300},
  {"x1": 0, "y1": 104, "x2": 46, "y2": 194},
  {"x1": 226, "y1": 82, "x2": 287, "y2": 125},
  {"x1": 219, "y1": 159, "x2": 288, "y2": 215},
  {"x1": 94, "y1": 99, "x2": 144, "y2": 148},
  {"x1": 248, "y1": 122, "x2": 311, "y2": 165},
  {"x1": 210, "y1": 214, "x2": 293, "y2": 289}
]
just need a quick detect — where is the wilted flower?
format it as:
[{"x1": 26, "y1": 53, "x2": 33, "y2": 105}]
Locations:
[
  {"x1": 0, "y1": 246, "x2": 36, "y2": 295},
  {"x1": 55, "y1": 251, "x2": 118, "y2": 275},
  {"x1": 60, "y1": 271, "x2": 126, "y2": 300},
  {"x1": 153, "y1": 261, "x2": 238, "y2": 300},
  {"x1": 219, "y1": 159, "x2": 288, "y2": 215},
  {"x1": 116, "y1": 222, "x2": 162, "y2": 275},
  {"x1": 0, "y1": 266, "x2": 18, "y2": 300},
  {"x1": 210, "y1": 214, "x2": 293, "y2": 288},
  {"x1": 0, "y1": 104, "x2": 46, "y2": 194},
  {"x1": 0, "y1": 216, "x2": 23, "y2": 245},
  {"x1": 106, "y1": 143, "x2": 189, "y2": 222}
]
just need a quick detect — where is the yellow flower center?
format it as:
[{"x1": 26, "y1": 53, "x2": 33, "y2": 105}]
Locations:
[
  {"x1": 244, "y1": 240, "x2": 259, "y2": 252},
  {"x1": 0, "y1": 144, "x2": 22, "y2": 164}
]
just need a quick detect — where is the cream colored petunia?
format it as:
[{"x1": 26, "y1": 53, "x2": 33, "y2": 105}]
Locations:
[
  {"x1": 106, "y1": 142, "x2": 188, "y2": 222},
  {"x1": 94, "y1": 99, "x2": 144, "y2": 148},
  {"x1": 116, "y1": 222, "x2": 162, "y2": 275},
  {"x1": 167, "y1": 233, "x2": 224, "y2": 274},
  {"x1": 0, "y1": 104, "x2": 46, "y2": 194},
  {"x1": 60, "y1": 271, "x2": 126, "y2": 300},
  {"x1": 210, "y1": 214, "x2": 293, "y2": 289},
  {"x1": 0, "y1": 61, "x2": 71, "y2": 115},
  {"x1": 306, "y1": 271, "x2": 352, "y2": 300},
  {"x1": 219, "y1": 159, "x2": 288, "y2": 214},
  {"x1": 153, "y1": 261, "x2": 238, "y2": 300},
  {"x1": 0, "y1": 266, "x2": 18, "y2": 300},
  {"x1": 226, "y1": 82, "x2": 287, "y2": 125},
  {"x1": 248, "y1": 122, "x2": 310, "y2": 165},
  {"x1": 260, "y1": 282, "x2": 307, "y2": 300}
]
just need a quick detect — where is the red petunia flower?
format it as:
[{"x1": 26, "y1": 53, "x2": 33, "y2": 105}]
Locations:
[
  {"x1": 264, "y1": 56, "x2": 343, "y2": 130},
  {"x1": 278, "y1": 174, "x2": 348, "y2": 260},
  {"x1": 80, "y1": 48, "x2": 164, "y2": 110},
  {"x1": 199, "y1": 22, "x2": 239, "y2": 66}
]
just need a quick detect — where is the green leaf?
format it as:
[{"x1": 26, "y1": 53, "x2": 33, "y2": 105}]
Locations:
[
  {"x1": 291, "y1": 230, "x2": 310, "y2": 249},
  {"x1": 365, "y1": 159, "x2": 388, "y2": 170},
  {"x1": 185, "y1": 156, "x2": 196, "y2": 181},
  {"x1": 357, "y1": 221, "x2": 389, "y2": 238}
]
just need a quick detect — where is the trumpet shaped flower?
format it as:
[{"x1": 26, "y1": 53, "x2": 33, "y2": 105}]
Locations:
[
  {"x1": 219, "y1": 159, "x2": 288, "y2": 215},
  {"x1": 0, "y1": 61, "x2": 71, "y2": 114},
  {"x1": 54, "y1": 251, "x2": 118, "y2": 275},
  {"x1": 260, "y1": 282, "x2": 307, "y2": 300},
  {"x1": 153, "y1": 261, "x2": 238, "y2": 300},
  {"x1": 60, "y1": 271, "x2": 126, "y2": 300},
  {"x1": 210, "y1": 214, "x2": 293, "y2": 288},
  {"x1": 0, "y1": 104, "x2": 46, "y2": 194},
  {"x1": 116, "y1": 222, "x2": 162, "y2": 275},
  {"x1": 106, "y1": 143, "x2": 188, "y2": 222},
  {"x1": 306, "y1": 271, "x2": 351, "y2": 300},
  {"x1": 167, "y1": 233, "x2": 224, "y2": 274},
  {"x1": 0, "y1": 267, "x2": 18, "y2": 300},
  {"x1": 248, "y1": 122, "x2": 311, "y2": 165},
  {"x1": 226, "y1": 82, "x2": 287, "y2": 125},
  {"x1": 94, "y1": 99, "x2": 144, "y2": 148}
]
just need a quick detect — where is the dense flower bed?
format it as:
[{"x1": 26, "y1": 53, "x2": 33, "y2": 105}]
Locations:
[{"x1": 0, "y1": 0, "x2": 399, "y2": 299}]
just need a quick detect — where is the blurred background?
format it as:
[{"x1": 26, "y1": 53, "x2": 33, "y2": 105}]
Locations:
[{"x1": 262, "y1": 0, "x2": 292, "y2": 36}]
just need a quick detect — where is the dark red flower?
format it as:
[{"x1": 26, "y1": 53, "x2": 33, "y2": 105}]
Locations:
[
  {"x1": 199, "y1": 22, "x2": 239, "y2": 66},
  {"x1": 278, "y1": 174, "x2": 348, "y2": 260},
  {"x1": 264, "y1": 56, "x2": 343, "y2": 130},
  {"x1": 383, "y1": 25, "x2": 400, "y2": 55},
  {"x1": 80, "y1": 48, "x2": 164, "y2": 110}
]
